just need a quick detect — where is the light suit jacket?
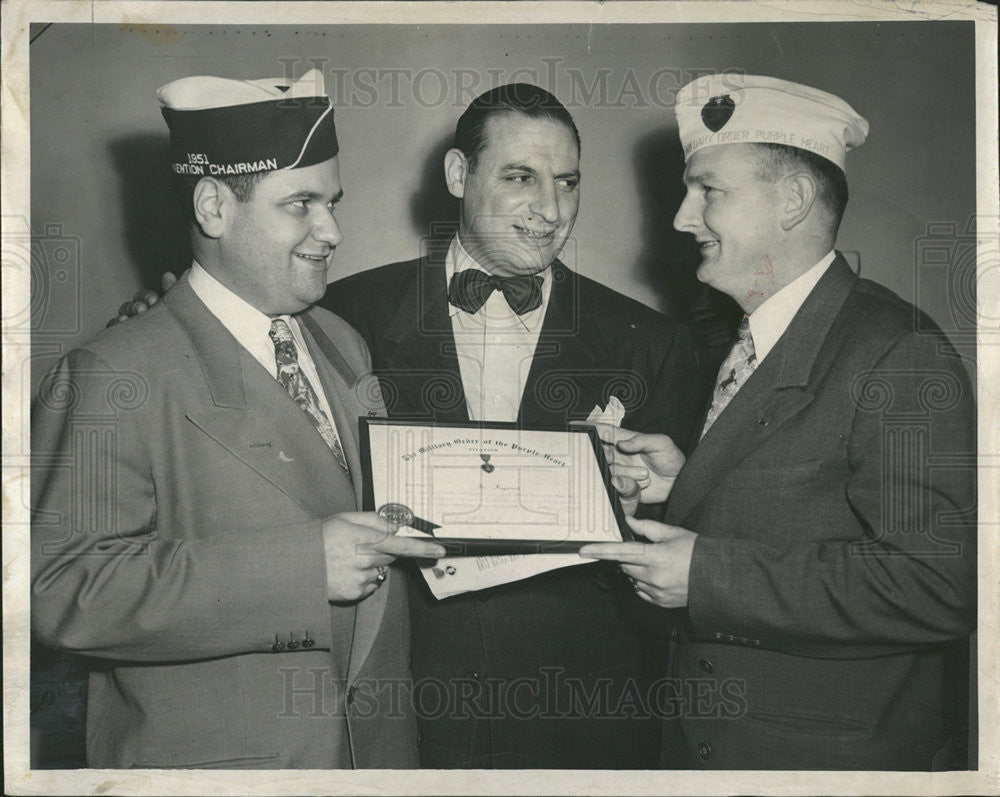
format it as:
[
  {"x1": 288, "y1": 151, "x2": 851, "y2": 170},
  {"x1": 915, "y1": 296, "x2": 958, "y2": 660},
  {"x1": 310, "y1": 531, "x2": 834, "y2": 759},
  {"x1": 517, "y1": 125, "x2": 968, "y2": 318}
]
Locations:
[
  {"x1": 31, "y1": 275, "x2": 417, "y2": 768},
  {"x1": 660, "y1": 255, "x2": 976, "y2": 770}
]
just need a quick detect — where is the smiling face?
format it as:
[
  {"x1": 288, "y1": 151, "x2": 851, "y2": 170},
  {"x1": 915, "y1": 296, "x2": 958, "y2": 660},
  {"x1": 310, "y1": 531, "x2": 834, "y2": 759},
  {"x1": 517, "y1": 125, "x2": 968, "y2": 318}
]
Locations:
[
  {"x1": 448, "y1": 113, "x2": 580, "y2": 277},
  {"x1": 213, "y1": 156, "x2": 344, "y2": 315},
  {"x1": 673, "y1": 144, "x2": 785, "y2": 311}
]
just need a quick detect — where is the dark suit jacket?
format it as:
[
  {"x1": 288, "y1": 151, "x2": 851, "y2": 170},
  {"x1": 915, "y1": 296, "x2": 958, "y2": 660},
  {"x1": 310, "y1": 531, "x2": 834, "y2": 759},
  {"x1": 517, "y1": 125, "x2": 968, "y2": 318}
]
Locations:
[
  {"x1": 323, "y1": 246, "x2": 703, "y2": 768},
  {"x1": 31, "y1": 276, "x2": 418, "y2": 768},
  {"x1": 660, "y1": 255, "x2": 976, "y2": 769}
]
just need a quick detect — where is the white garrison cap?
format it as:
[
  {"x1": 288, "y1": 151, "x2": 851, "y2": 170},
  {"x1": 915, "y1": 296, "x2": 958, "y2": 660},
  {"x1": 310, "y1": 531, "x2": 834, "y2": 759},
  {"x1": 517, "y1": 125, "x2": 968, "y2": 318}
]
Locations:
[
  {"x1": 156, "y1": 69, "x2": 338, "y2": 176},
  {"x1": 675, "y1": 74, "x2": 869, "y2": 170},
  {"x1": 156, "y1": 68, "x2": 328, "y2": 110}
]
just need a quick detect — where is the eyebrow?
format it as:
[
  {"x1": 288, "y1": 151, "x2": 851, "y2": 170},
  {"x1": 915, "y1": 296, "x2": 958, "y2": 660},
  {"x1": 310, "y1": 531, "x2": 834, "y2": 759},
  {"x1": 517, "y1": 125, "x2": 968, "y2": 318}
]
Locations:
[
  {"x1": 499, "y1": 163, "x2": 581, "y2": 180},
  {"x1": 285, "y1": 189, "x2": 344, "y2": 202},
  {"x1": 683, "y1": 169, "x2": 717, "y2": 185}
]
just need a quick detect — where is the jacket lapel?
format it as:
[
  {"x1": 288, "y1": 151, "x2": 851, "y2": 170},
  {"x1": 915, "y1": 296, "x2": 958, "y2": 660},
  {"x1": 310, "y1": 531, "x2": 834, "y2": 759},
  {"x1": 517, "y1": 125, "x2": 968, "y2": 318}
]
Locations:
[
  {"x1": 518, "y1": 262, "x2": 605, "y2": 425},
  {"x1": 379, "y1": 253, "x2": 469, "y2": 422},
  {"x1": 299, "y1": 311, "x2": 391, "y2": 679},
  {"x1": 300, "y1": 311, "x2": 374, "y2": 507},
  {"x1": 665, "y1": 255, "x2": 858, "y2": 525},
  {"x1": 164, "y1": 277, "x2": 353, "y2": 521}
]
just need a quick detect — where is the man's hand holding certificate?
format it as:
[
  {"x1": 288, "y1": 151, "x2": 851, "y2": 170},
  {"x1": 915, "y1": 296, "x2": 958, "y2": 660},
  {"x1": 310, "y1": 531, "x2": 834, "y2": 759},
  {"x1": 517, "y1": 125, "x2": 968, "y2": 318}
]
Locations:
[
  {"x1": 578, "y1": 427, "x2": 697, "y2": 609},
  {"x1": 585, "y1": 421, "x2": 687, "y2": 512}
]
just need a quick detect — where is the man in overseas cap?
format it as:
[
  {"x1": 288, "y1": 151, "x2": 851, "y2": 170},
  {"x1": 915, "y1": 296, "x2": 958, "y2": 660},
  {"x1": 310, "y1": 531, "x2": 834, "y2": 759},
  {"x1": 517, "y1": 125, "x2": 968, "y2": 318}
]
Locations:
[
  {"x1": 31, "y1": 70, "x2": 444, "y2": 769},
  {"x1": 582, "y1": 75, "x2": 975, "y2": 769}
]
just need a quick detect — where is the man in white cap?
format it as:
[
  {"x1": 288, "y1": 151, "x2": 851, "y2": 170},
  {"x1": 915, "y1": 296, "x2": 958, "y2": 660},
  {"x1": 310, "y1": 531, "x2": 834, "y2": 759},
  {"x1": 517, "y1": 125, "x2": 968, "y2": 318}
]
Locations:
[
  {"x1": 582, "y1": 74, "x2": 976, "y2": 769},
  {"x1": 31, "y1": 70, "x2": 444, "y2": 769}
]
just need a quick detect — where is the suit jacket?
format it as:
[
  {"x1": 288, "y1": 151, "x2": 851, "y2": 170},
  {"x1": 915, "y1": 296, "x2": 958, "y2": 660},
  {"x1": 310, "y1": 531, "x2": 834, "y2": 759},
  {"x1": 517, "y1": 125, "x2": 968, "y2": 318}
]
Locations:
[
  {"x1": 322, "y1": 247, "x2": 703, "y2": 768},
  {"x1": 660, "y1": 255, "x2": 976, "y2": 770},
  {"x1": 31, "y1": 275, "x2": 418, "y2": 769}
]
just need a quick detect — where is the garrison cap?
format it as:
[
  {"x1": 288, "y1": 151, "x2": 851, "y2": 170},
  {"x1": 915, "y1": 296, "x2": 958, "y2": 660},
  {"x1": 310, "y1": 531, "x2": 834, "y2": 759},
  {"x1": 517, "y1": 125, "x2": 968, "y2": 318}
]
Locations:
[
  {"x1": 675, "y1": 74, "x2": 868, "y2": 170},
  {"x1": 157, "y1": 68, "x2": 338, "y2": 179}
]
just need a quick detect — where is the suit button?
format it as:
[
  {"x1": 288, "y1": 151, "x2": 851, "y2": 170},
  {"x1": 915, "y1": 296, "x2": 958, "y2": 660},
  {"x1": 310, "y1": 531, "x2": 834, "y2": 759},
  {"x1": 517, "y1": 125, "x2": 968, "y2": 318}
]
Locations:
[
  {"x1": 712, "y1": 632, "x2": 723, "y2": 640},
  {"x1": 670, "y1": 626, "x2": 679, "y2": 640},
  {"x1": 464, "y1": 671, "x2": 481, "y2": 680},
  {"x1": 698, "y1": 658, "x2": 714, "y2": 674},
  {"x1": 272, "y1": 635, "x2": 286, "y2": 653},
  {"x1": 698, "y1": 741, "x2": 712, "y2": 760},
  {"x1": 302, "y1": 635, "x2": 315, "y2": 649}
]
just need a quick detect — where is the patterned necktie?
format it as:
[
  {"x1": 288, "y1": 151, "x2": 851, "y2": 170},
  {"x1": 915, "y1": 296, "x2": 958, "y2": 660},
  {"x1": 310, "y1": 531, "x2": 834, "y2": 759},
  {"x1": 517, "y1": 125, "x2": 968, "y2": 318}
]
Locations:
[
  {"x1": 448, "y1": 269, "x2": 544, "y2": 315},
  {"x1": 700, "y1": 315, "x2": 757, "y2": 439},
  {"x1": 268, "y1": 318, "x2": 349, "y2": 472}
]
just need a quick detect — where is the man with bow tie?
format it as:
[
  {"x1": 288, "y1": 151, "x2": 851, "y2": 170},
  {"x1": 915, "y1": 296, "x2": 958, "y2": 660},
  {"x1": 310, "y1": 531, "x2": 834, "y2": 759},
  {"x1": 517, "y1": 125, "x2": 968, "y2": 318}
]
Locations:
[
  {"x1": 582, "y1": 74, "x2": 976, "y2": 770},
  {"x1": 324, "y1": 83, "x2": 703, "y2": 769}
]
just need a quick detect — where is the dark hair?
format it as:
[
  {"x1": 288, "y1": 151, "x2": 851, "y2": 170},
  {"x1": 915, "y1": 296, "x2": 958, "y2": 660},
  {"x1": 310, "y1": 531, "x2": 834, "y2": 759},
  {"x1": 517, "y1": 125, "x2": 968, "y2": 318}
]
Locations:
[
  {"x1": 749, "y1": 143, "x2": 849, "y2": 229},
  {"x1": 454, "y1": 83, "x2": 580, "y2": 173},
  {"x1": 172, "y1": 171, "x2": 270, "y2": 222}
]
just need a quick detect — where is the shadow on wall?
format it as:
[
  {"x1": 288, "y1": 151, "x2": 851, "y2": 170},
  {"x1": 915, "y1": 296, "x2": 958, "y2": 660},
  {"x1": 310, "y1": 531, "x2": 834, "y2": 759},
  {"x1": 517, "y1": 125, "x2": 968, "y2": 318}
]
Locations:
[
  {"x1": 632, "y1": 126, "x2": 741, "y2": 392},
  {"x1": 409, "y1": 133, "x2": 460, "y2": 249},
  {"x1": 109, "y1": 133, "x2": 192, "y2": 291}
]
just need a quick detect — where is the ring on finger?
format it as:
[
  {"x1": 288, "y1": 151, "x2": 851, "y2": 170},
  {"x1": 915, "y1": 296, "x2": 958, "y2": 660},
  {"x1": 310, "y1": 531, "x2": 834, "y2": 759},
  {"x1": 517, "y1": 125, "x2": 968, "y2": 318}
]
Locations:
[{"x1": 374, "y1": 565, "x2": 388, "y2": 587}]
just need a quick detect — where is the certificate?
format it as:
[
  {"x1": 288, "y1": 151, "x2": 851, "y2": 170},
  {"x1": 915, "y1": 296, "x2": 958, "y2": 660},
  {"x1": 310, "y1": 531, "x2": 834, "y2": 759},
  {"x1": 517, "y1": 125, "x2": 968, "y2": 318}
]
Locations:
[{"x1": 359, "y1": 419, "x2": 632, "y2": 554}]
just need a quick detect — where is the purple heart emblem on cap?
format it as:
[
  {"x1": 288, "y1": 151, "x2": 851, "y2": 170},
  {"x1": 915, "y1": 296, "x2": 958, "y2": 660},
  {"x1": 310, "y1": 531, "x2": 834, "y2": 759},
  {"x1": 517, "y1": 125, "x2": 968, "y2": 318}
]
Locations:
[{"x1": 701, "y1": 95, "x2": 735, "y2": 132}]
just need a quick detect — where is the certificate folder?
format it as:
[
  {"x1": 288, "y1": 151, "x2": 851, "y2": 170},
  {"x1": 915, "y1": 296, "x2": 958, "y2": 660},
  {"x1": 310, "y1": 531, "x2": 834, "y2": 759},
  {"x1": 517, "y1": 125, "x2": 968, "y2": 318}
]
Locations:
[{"x1": 359, "y1": 418, "x2": 632, "y2": 555}]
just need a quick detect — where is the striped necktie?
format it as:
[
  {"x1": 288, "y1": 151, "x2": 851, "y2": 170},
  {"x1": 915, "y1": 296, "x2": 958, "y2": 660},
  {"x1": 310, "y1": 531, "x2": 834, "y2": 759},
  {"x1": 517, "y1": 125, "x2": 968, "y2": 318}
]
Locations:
[
  {"x1": 700, "y1": 315, "x2": 757, "y2": 439},
  {"x1": 269, "y1": 318, "x2": 349, "y2": 472}
]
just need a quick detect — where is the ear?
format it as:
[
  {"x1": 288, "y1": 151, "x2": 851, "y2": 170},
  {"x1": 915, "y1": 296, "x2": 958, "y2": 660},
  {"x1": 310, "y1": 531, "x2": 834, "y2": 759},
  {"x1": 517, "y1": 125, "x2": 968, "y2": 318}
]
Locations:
[
  {"x1": 192, "y1": 177, "x2": 227, "y2": 239},
  {"x1": 443, "y1": 148, "x2": 468, "y2": 199},
  {"x1": 780, "y1": 171, "x2": 819, "y2": 231}
]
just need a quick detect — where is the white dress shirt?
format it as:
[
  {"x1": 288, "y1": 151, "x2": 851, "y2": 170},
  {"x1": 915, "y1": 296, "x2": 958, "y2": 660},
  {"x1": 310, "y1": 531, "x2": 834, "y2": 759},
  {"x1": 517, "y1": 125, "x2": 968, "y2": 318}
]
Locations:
[
  {"x1": 188, "y1": 261, "x2": 340, "y2": 432},
  {"x1": 748, "y1": 251, "x2": 837, "y2": 364},
  {"x1": 425, "y1": 238, "x2": 581, "y2": 596},
  {"x1": 445, "y1": 236, "x2": 553, "y2": 423}
]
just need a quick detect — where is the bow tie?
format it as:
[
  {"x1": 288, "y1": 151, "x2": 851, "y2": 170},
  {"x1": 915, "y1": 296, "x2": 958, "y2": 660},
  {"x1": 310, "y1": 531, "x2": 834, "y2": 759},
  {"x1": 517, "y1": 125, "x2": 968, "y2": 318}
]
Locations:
[{"x1": 448, "y1": 269, "x2": 544, "y2": 315}]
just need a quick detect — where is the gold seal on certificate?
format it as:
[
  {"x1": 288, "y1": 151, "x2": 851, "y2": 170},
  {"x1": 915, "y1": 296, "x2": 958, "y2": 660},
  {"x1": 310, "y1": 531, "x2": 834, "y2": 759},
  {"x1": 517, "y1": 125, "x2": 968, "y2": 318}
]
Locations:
[
  {"x1": 360, "y1": 419, "x2": 631, "y2": 554},
  {"x1": 377, "y1": 502, "x2": 440, "y2": 535},
  {"x1": 377, "y1": 502, "x2": 412, "y2": 526}
]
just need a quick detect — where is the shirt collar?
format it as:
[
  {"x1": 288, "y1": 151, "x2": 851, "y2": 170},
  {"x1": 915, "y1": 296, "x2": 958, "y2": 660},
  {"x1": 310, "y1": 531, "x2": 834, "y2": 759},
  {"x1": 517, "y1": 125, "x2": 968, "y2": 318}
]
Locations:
[
  {"x1": 188, "y1": 260, "x2": 276, "y2": 345},
  {"x1": 444, "y1": 236, "x2": 552, "y2": 328},
  {"x1": 748, "y1": 250, "x2": 837, "y2": 364}
]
